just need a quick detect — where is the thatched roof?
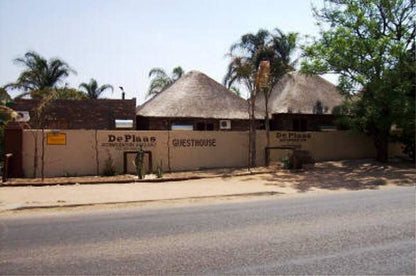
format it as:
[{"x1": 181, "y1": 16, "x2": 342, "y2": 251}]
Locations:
[
  {"x1": 137, "y1": 70, "x2": 255, "y2": 119},
  {"x1": 255, "y1": 71, "x2": 344, "y2": 115}
]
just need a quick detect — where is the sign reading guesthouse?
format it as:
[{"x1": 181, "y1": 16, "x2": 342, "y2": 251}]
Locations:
[{"x1": 172, "y1": 138, "x2": 216, "y2": 147}]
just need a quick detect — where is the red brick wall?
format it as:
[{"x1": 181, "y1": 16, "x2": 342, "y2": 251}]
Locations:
[{"x1": 12, "y1": 99, "x2": 136, "y2": 130}]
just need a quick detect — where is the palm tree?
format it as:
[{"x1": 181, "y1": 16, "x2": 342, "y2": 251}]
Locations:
[
  {"x1": 263, "y1": 29, "x2": 298, "y2": 147},
  {"x1": 0, "y1": 87, "x2": 11, "y2": 106},
  {"x1": 79, "y1": 79, "x2": 113, "y2": 99},
  {"x1": 230, "y1": 86, "x2": 241, "y2": 97},
  {"x1": 6, "y1": 51, "x2": 76, "y2": 98},
  {"x1": 147, "y1": 66, "x2": 184, "y2": 97},
  {"x1": 268, "y1": 28, "x2": 298, "y2": 84},
  {"x1": 224, "y1": 29, "x2": 271, "y2": 168},
  {"x1": 224, "y1": 28, "x2": 298, "y2": 166}
]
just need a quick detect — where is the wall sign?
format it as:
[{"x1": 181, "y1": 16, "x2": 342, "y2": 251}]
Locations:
[
  {"x1": 276, "y1": 132, "x2": 312, "y2": 143},
  {"x1": 101, "y1": 134, "x2": 157, "y2": 150},
  {"x1": 47, "y1": 133, "x2": 66, "y2": 145},
  {"x1": 172, "y1": 138, "x2": 216, "y2": 147}
]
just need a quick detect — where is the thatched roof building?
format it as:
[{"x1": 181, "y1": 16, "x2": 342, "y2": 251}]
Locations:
[
  {"x1": 138, "y1": 70, "x2": 250, "y2": 119},
  {"x1": 256, "y1": 71, "x2": 343, "y2": 115},
  {"x1": 137, "y1": 71, "x2": 261, "y2": 131},
  {"x1": 255, "y1": 72, "x2": 344, "y2": 131}
]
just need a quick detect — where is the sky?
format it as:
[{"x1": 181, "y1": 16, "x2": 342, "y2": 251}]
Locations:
[{"x1": 0, "y1": 0, "x2": 327, "y2": 104}]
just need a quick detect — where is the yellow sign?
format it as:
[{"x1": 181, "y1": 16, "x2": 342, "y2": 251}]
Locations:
[{"x1": 47, "y1": 133, "x2": 66, "y2": 145}]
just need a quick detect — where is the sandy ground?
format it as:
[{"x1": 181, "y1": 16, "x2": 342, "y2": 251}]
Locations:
[{"x1": 0, "y1": 160, "x2": 414, "y2": 215}]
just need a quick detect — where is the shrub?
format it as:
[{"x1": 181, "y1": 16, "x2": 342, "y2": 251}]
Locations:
[
  {"x1": 155, "y1": 160, "x2": 163, "y2": 179},
  {"x1": 103, "y1": 153, "x2": 116, "y2": 176},
  {"x1": 280, "y1": 155, "x2": 293, "y2": 170}
]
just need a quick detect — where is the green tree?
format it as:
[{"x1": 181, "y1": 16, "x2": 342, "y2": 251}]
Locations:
[
  {"x1": 0, "y1": 87, "x2": 11, "y2": 106},
  {"x1": 30, "y1": 87, "x2": 87, "y2": 100},
  {"x1": 6, "y1": 51, "x2": 76, "y2": 98},
  {"x1": 147, "y1": 66, "x2": 184, "y2": 97},
  {"x1": 301, "y1": 0, "x2": 415, "y2": 162},
  {"x1": 79, "y1": 78, "x2": 113, "y2": 99}
]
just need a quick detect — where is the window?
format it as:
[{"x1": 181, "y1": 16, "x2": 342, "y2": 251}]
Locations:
[
  {"x1": 292, "y1": 119, "x2": 299, "y2": 131},
  {"x1": 293, "y1": 118, "x2": 307, "y2": 131},
  {"x1": 115, "y1": 119, "x2": 133, "y2": 129},
  {"x1": 206, "y1": 123, "x2": 214, "y2": 131},
  {"x1": 196, "y1": 122, "x2": 205, "y2": 131},
  {"x1": 300, "y1": 119, "x2": 307, "y2": 131},
  {"x1": 171, "y1": 124, "x2": 193, "y2": 130}
]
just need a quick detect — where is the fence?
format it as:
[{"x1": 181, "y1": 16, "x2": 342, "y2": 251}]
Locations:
[{"x1": 18, "y1": 129, "x2": 403, "y2": 177}]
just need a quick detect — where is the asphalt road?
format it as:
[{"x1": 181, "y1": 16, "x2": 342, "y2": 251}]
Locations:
[{"x1": 1, "y1": 187, "x2": 414, "y2": 275}]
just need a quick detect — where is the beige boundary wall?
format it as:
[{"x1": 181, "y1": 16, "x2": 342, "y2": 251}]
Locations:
[{"x1": 21, "y1": 130, "x2": 404, "y2": 177}]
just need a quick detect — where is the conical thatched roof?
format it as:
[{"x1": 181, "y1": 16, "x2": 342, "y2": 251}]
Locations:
[
  {"x1": 137, "y1": 71, "x2": 253, "y2": 119},
  {"x1": 256, "y1": 71, "x2": 344, "y2": 115}
]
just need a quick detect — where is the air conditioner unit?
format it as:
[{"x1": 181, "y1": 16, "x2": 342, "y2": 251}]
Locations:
[
  {"x1": 219, "y1": 120, "x2": 231, "y2": 130},
  {"x1": 15, "y1": 111, "x2": 30, "y2": 122}
]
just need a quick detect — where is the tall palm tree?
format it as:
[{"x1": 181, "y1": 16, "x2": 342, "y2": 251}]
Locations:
[
  {"x1": 224, "y1": 29, "x2": 271, "y2": 168},
  {"x1": 263, "y1": 29, "x2": 298, "y2": 147},
  {"x1": 147, "y1": 66, "x2": 184, "y2": 97},
  {"x1": 6, "y1": 51, "x2": 76, "y2": 98},
  {"x1": 224, "y1": 28, "x2": 298, "y2": 166},
  {"x1": 79, "y1": 79, "x2": 113, "y2": 99}
]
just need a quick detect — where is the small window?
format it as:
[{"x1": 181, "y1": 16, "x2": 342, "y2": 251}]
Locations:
[
  {"x1": 293, "y1": 119, "x2": 299, "y2": 131},
  {"x1": 115, "y1": 119, "x2": 133, "y2": 129},
  {"x1": 300, "y1": 119, "x2": 307, "y2": 131},
  {"x1": 292, "y1": 119, "x2": 307, "y2": 131},
  {"x1": 171, "y1": 124, "x2": 193, "y2": 131},
  {"x1": 196, "y1": 122, "x2": 205, "y2": 131}
]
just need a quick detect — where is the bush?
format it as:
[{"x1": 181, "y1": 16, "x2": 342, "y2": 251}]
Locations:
[
  {"x1": 281, "y1": 150, "x2": 315, "y2": 170},
  {"x1": 103, "y1": 153, "x2": 116, "y2": 176},
  {"x1": 280, "y1": 155, "x2": 293, "y2": 169},
  {"x1": 155, "y1": 160, "x2": 163, "y2": 179}
]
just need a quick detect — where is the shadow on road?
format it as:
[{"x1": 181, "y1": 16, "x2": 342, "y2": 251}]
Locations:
[{"x1": 261, "y1": 159, "x2": 415, "y2": 192}]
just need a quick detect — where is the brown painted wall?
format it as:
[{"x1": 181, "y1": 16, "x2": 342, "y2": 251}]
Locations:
[
  {"x1": 21, "y1": 130, "x2": 406, "y2": 177},
  {"x1": 13, "y1": 98, "x2": 136, "y2": 130}
]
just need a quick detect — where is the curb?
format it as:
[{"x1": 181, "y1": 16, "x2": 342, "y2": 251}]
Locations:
[
  {"x1": 0, "y1": 170, "x2": 274, "y2": 187},
  {"x1": 3, "y1": 191, "x2": 282, "y2": 212}
]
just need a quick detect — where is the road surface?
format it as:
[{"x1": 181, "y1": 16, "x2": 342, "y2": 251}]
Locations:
[{"x1": 1, "y1": 186, "x2": 414, "y2": 274}]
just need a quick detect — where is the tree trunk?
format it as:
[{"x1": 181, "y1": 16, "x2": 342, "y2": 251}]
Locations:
[
  {"x1": 265, "y1": 93, "x2": 270, "y2": 148},
  {"x1": 95, "y1": 129, "x2": 99, "y2": 175},
  {"x1": 33, "y1": 134, "x2": 38, "y2": 178},
  {"x1": 374, "y1": 132, "x2": 389, "y2": 163},
  {"x1": 249, "y1": 93, "x2": 257, "y2": 167},
  {"x1": 41, "y1": 128, "x2": 45, "y2": 181}
]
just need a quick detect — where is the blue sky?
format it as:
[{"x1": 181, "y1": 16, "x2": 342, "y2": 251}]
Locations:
[{"x1": 0, "y1": 0, "x2": 325, "y2": 104}]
